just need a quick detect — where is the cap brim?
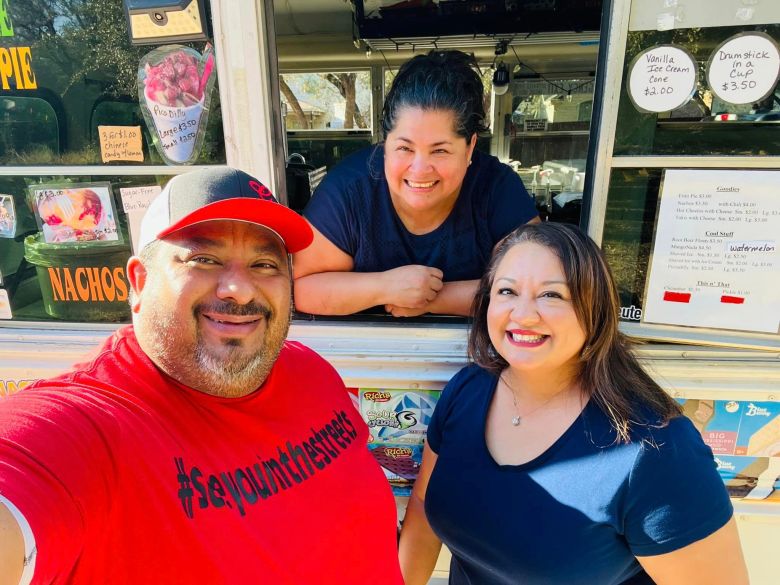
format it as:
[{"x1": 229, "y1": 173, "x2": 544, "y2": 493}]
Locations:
[{"x1": 156, "y1": 198, "x2": 313, "y2": 253}]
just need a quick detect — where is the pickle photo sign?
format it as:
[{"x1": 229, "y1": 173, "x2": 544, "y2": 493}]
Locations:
[
  {"x1": 707, "y1": 32, "x2": 780, "y2": 106},
  {"x1": 628, "y1": 45, "x2": 697, "y2": 113}
]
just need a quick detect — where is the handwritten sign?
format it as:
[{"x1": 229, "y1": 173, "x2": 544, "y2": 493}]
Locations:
[
  {"x1": 707, "y1": 33, "x2": 780, "y2": 106},
  {"x1": 119, "y1": 185, "x2": 161, "y2": 253},
  {"x1": 628, "y1": 45, "x2": 697, "y2": 113},
  {"x1": 98, "y1": 125, "x2": 144, "y2": 163},
  {"x1": 643, "y1": 170, "x2": 780, "y2": 334}
]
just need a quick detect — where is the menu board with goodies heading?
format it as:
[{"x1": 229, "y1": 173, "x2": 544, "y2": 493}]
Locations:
[{"x1": 643, "y1": 170, "x2": 780, "y2": 334}]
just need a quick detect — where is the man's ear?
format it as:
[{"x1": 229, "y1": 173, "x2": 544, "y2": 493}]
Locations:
[{"x1": 126, "y1": 256, "x2": 147, "y2": 314}]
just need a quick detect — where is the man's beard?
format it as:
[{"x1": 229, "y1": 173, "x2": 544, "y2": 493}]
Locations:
[{"x1": 145, "y1": 298, "x2": 290, "y2": 398}]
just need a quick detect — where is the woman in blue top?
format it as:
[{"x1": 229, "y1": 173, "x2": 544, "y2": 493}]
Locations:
[
  {"x1": 293, "y1": 50, "x2": 538, "y2": 317},
  {"x1": 399, "y1": 223, "x2": 748, "y2": 584}
]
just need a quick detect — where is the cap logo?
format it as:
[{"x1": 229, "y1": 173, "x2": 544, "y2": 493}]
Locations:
[{"x1": 248, "y1": 180, "x2": 275, "y2": 202}]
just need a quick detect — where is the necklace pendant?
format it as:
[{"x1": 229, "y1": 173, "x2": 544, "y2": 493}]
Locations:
[{"x1": 511, "y1": 416, "x2": 521, "y2": 426}]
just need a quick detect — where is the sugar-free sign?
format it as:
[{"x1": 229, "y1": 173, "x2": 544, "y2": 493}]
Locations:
[
  {"x1": 707, "y1": 32, "x2": 780, "y2": 106},
  {"x1": 628, "y1": 45, "x2": 698, "y2": 113}
]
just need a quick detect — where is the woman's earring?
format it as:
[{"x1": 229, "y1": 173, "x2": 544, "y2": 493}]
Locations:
[{"x1": 468, "y1": 159, "x2": 472, "y2": 166}]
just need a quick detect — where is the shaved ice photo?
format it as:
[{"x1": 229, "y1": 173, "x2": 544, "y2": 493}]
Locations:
[
  {"x1": 138, "y1": 45, "x2": 216, "y2": 165},
  {"x1": 31, "y1": 184, "x2": 119, "y2": 243}
]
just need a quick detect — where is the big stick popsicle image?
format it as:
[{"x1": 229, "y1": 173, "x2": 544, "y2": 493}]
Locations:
[{"x1": 140, "y1": 46, "x2": 215, "y2": 164}]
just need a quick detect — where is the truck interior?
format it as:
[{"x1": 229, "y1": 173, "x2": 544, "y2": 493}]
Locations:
[{"x1": 274, "y1": 0, "x2": 603, "y2": 226}]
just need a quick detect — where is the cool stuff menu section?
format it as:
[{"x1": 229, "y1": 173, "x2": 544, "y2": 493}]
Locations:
[{"x1": 643, "y1": 169, "x2": 780, "y2": 334}]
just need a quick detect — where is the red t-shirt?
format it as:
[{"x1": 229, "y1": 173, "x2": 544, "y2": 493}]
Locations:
[{"x1": 0, "y1": 326, "x2": 402, "y2": 584}]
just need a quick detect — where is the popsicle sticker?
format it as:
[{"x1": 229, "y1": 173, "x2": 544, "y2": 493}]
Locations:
[{"x1": 138, "y1": 44, "x2": 216, "y2": 165}]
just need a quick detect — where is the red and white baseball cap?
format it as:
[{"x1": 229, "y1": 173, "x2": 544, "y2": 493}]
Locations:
[{"x1": 138, "y1": 167, "x2": 313, "y2": 253}]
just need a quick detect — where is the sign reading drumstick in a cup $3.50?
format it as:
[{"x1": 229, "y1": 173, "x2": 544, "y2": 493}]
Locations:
[{"x1": 707, "y1": 32, "x2": 780, "y2": 106}]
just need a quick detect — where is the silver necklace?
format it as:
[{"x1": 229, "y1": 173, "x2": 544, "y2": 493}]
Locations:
[{"x1": 501, "y1": 375, "x2": 570, "y2": 426}]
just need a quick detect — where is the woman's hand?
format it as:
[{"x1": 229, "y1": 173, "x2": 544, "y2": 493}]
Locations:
[
  {"x1": 387, "y1": 279, "x2": 481, "y2": 317},
  {"x1": 382, "y1": 265, "x2": 443, "y2": 309},
  {"x1": 385, "y1": 304, "x2": 429, "y2": 318},
  {"x1": 399, "y1": 444, "x2": 443, "y2": 585}
]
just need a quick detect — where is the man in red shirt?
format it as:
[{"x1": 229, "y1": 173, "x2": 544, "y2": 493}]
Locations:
[{"x1": 0, "y1": 167, "x2": 403, "y2": 584}]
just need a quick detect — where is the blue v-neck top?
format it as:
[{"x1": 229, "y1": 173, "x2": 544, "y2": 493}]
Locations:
[{"x1": 425, "y1": 364, "x2": 732, "y2": 585}]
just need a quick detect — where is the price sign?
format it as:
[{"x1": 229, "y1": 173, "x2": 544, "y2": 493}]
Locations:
[
  {"x1": 707, "y1": 32, "x2": 780, "y2": 106},
  {"x1": 628, "y1": 45, "x2": 697, "y2": 113}
]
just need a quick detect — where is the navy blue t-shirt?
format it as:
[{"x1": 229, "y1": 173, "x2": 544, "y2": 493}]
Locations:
[
  {"x1": 425, "y1": 365, "x2": 733, "y2": 585},
  {"x1": 303, "y1": 146, "x2": 537, "y2": 281}
]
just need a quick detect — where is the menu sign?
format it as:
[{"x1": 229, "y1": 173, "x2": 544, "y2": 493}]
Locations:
[
  {"x1": 628, "y1": 45, "x2": 697, "y2": 113},
  {"x1": 643, "y1": 170, "x2": 780, "y2": 334},
  {"x1": 707, "y1": 32, "x2": 780, "y2": 106}
]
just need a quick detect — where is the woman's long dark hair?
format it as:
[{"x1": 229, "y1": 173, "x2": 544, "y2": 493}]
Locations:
[
  {"x1": 469, "y1": 223, "x2": 682, "y2": 442},
  {"x1": 381, "y1": 50, "x2": 488, "y2": 140}
]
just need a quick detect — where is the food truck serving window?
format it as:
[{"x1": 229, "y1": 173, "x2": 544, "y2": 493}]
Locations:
[{"x1": 0, "y1": 0, "x2": 225, "y2": 324}]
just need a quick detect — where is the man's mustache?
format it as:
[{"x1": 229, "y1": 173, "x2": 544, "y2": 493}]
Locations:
[{"x1": 196, "y1": 301, "x2": 272, "y2": 319}]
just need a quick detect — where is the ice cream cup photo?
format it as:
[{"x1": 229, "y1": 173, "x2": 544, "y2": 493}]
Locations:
[{"x1": 31, "y1": 184, "x2": 120, "y2": 244}]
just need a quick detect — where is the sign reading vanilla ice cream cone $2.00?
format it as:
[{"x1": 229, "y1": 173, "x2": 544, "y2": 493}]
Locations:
[{"x1": 138, "y1": 44, "x2": 216, "y2": 165}]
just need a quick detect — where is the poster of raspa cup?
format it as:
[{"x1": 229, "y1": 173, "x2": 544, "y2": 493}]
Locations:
[
  {"x1": 138, "y1": 44, "x2": 216, "y2": 165},
  {"x1": 30, "y1": 183, "x2": 120, "y2": 244}
]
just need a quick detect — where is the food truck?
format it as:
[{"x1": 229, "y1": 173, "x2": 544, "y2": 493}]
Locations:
[{"x1": 0, "y1": 0, "x2": 778, "y2": 582}]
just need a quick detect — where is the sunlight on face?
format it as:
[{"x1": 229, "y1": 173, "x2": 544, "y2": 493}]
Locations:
[
  {"x1": 487, "y1": 242, "x2": 587, "y2": 378},
  {"x1": 133, "y1": 221, "x2": 292, "y2": 397},
  {"x1": 384, "y1": 107, "x2": 476, "y2": 224}
]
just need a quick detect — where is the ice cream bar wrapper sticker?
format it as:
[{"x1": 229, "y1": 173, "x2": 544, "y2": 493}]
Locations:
[
  {"x1": 369, "y1": 444, "x2": 424, "y2": 497},
  {"x1": 679, "y1": 399, "x2": 780, "y2": 501},
  {"x1": 138, "y1": 44, "x2": 216, "y2": 165},
  {"x1": 359, "y1": 388, "x2": 440, "y2": 446}
]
